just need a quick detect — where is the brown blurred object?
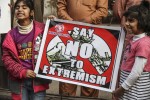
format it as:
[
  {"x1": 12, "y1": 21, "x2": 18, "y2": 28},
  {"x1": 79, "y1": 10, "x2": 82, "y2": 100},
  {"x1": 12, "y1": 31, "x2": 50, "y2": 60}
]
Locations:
[{"x1": 33, "y1": 0, "x2": 44, "y2": 22}]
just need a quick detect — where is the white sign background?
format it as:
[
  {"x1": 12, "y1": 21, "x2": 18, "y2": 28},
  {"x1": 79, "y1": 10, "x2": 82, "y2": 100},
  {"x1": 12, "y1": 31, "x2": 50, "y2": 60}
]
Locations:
[{"x1": 0, "y1": 0, "x2": 11, "y2": 34}]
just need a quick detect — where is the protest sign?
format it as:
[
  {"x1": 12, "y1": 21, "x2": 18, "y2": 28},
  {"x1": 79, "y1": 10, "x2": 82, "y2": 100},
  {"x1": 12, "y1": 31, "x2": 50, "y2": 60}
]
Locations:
[{"x1": 35, "y1": 19, "x2": 125, "y2": 92}]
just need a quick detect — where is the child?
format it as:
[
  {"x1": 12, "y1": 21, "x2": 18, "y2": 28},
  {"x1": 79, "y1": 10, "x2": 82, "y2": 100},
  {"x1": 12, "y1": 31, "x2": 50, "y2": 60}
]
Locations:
[
  {"x1": 113, "y1": 0, "x2": 150, "y2": 100},
  {"x1": 2, "y1": 0, "x2": 50, "y2": 100}
]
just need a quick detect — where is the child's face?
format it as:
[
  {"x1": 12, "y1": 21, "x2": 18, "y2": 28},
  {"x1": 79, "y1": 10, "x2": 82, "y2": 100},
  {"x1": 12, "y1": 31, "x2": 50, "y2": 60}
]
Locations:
[
  {"x1": 124, "y1": 17, "x2": 141, "y2": 35},
  {"x1": 15, "y1": 1, "x2": 33, "y2": 21}
]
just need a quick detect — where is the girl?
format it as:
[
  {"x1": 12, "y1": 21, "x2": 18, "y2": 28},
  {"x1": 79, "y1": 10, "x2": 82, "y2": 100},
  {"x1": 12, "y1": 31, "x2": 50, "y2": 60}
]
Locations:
[
  {"x1": 2, "y1": 0, "x2": 50, "y2": 100},
  {"x1": 113, "y1": 0, "x2": 150, "y2": 100}
]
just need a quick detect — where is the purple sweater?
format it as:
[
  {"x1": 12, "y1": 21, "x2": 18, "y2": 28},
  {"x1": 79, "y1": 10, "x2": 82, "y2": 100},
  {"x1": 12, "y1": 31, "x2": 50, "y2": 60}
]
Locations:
[{"x1": 11, "y1": 28, "x2": 34, "y2": 70}]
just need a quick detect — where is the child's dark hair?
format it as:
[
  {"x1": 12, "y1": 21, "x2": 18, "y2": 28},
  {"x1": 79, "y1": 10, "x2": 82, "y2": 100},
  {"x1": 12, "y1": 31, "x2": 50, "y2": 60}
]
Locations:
[
  {"x1": 123, "y1": 0, "x2": 150, "y2": 35},
  {"x1": 14, "y1": 0, "x2": 34, "y2": 19}
]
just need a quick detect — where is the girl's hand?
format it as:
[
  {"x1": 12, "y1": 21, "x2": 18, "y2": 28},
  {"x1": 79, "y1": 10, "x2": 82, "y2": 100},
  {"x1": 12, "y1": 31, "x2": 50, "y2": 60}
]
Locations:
[
  {"x1": 8, "y1": 3, "x2": 14, "y2": 10},
  {"x1": 26, "y1": 70, "x2": 36, "y2": 78},
  {"x1": 112, "y1": 86, "x2": 125, "y2": 99},
  {"x1": 48, "y1": 15, "x2": 57, "y2": 20}
]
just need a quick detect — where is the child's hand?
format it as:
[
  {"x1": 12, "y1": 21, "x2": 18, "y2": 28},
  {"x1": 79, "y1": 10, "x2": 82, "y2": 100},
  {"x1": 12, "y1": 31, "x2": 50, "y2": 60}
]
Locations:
[
  {"x1": 112, "y1": 86, "x2": 125, "y2": 99},
  {"x1": 8, "y1": 4, "x2": 12, "y2": 8},
  {"x1": 26, "y1": 70, "x2": 36, "y2": 78},
  {"x1": 48, "y1": 15, "x2": 57, "y2": 20},
  {"x1": 8, "y1": 4, "x2": 13, "y2": 9}
]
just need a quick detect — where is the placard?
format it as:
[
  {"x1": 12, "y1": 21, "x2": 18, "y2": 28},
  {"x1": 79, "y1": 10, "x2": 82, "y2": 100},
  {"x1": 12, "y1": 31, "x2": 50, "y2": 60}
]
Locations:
[{"x1": 35, "y1": 19, "x2": 125, "y2": 92}]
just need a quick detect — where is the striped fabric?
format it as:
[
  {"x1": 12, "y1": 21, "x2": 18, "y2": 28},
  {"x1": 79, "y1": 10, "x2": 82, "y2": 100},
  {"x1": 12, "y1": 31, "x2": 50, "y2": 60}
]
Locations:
[{"x1": 119, "y1": 70, "x2": 150, "y2": 100}]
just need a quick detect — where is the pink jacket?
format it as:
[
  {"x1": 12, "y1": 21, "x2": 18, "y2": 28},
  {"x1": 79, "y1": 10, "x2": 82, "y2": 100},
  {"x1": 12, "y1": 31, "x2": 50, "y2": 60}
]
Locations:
[{"x1": 2, "y1": 21, "x2": 49, "y2": 93}]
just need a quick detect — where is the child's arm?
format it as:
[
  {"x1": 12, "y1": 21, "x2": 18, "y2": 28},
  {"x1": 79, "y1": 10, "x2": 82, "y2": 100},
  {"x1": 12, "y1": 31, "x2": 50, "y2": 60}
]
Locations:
[
  {"x1": 2, "y1": 32, "x2": 27, "y2": 79},
  {"x1": 2, "y1": 48, "x2": 36, "y2": 79},
  {"x1": 2, "y1": 47, "x2": 26, "y2": 79},
  {"x1": 113, "y1": 56, "x2": 147, "y2": 98},
  {"x1": 121, "y1": 57, "x2": 147, "y2": 90}
]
